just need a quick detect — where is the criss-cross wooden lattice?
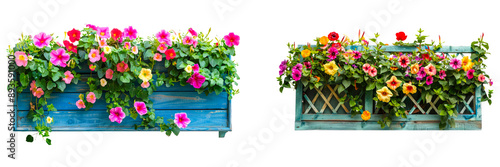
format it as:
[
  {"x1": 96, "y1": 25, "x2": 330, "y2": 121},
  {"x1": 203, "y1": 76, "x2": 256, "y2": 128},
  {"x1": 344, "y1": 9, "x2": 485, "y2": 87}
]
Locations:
[{"x1": 303, "y1": 85, "x2": 349, "y2": 114}]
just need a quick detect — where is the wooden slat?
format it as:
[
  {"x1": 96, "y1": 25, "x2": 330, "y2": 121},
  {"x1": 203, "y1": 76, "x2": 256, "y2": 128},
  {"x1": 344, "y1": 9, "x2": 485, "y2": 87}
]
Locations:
[
  {"x1": 426, "y1": 97, "x2": 439, "y2": 114},
  {"x1": 327, "y1": 85, "x2": 348, "y2": 113},
  {"x1": 301, "y1": 114, "x2": 479, "y2": 121},
  {"x1": 305, "y1": 87, "x2": 323, "y2": 114},
  {"x1": 408, "y1": 95, "x2": 424, "y2": 114},
  {"x1": 344, "y1": 45, "x2": 474, "y2": 53},
  {"x1": 295, "y1": 121, "x2": 481, "y2": 130},
  {"x1": 314, "y1": 87, "x2": 334, "y2": 111},
  {"x1": 460, "y1": 96, "x2": 474, "y2": 114},
  {"x1": 303, "y1": 95, "x2": 319, "y2": 114}
]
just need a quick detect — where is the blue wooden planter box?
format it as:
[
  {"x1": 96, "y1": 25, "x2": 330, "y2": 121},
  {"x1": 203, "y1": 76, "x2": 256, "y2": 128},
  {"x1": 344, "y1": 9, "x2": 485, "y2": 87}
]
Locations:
[
  {"x1": 14, "y1": 61, "x2": 232, "y2": 137},
  {"x1": 295, "y1": 46, "x2": 482, "y2": 130}
]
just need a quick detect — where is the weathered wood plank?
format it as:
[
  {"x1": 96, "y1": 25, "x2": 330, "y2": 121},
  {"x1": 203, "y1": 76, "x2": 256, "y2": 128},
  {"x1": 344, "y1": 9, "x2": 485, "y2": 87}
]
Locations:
[
  {"x1": 301, "y1": 114, "x2": 478, "y2": 121},
  {"x1": 295, "y1": 121, "x2": 481, "y2": 130},
  {"x1": 344, "y1": 45, "x2": 474, "y2": 53},
  {"x1": 18, "y1": 92, "x2": 228, "y2": 111},
  {"x1": 16, "y1": 109, "x2": 229, "y2": 131}
]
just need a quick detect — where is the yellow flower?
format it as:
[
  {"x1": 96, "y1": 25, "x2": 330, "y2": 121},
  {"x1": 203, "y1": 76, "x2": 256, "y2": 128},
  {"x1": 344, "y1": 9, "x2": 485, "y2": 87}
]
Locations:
[
  {"x1": 410, "y1": 63, "x2": 420, "y2": 74},
  {"x1": 138, "y1": 68, "x2": 152, "y2": 82},
  {"x1": 386, "y1": 76, "x2": 402, "y2": 90},
  {"x1": 361, "y1": 110, "x2": 371, "y2": 121},
  {"x1": 301, "y1": 49, "x2": 311, "y2": 58},
  {"x1": 323, "y1": 61, "x2": 339, "y2": 76},
  {"x1": 376, "y1": 86, "x2": 393, "y2": 103},
  {"x1": 46, "y1": 116, "x2": 53, "y2": 124},
  {"x1": 402, "y1": 82, "x2": 417, "y2": 95},
  {"x1": 319, "y1": 36, "x2": 329, "y2": 45},
  {"x1": 343, "y1": 50, "x2": 354, "y2": 61},
  {"x1": 100, "y1": 78, "x2": 107, "y2": 87},
  {"x1": 461, "y1": 56, "x2": 474, "y2": 71},
  {"x1": 103, "y1": 46, "x2": 112, "y2": 54}
]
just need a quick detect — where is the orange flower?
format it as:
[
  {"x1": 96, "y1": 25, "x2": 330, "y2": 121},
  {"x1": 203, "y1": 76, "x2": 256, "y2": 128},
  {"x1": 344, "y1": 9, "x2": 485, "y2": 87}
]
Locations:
[
  {"x1": 314, "y1": 76, "x2": 320, "y2": 82},
  {"x1": 361, "y1": 110, "x2": 371, "y2": 121},
  {"x1": 410, "y1": 63, "x2": 420, "y2": 74},
  {"x1": 301, "y1": 49, "x2": 311, "y2": 58},
  {"x1": 319, "y1": 36, "x2": 329, "y2": 45},
  {"x1": 402, "y1": 82, "x2": 417, "y2": 95},
  {"x1": 386, "y1": 76, "x2": 402, "y2": 90},
  {"x1": 390, "y1": 66, "x2": 398, "y2": 71}
]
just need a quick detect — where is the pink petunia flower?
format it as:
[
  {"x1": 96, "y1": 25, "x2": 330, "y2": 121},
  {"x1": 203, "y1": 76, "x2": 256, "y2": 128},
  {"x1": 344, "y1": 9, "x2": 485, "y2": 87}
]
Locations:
[
  {"x1": 224, "y1": 32, "x2": 240, "y2": 47},
  {"x1": 426, "y1": 76, "x2": 434, "y2": 85},
  {"x1": 141, "y1": 81, "x2": 150, "y2": 88},
  {"x1": 123, "y1": 26, "x2": 137, "y2": 40},
  {"x1": 362, "y1": 63, "x2": 371, "y2": 73},
  {"x1": 478, "y1": 74, "x2": 486, "y2": 82},
  {"x1": 186, "y1": 72, "x2": 206, "y2": 89},
  {"x1": 439, "y1": 70, "x2": 446, "y2": 80},
  {"x1": 192, "y1": 39, "x2": 198, "y2": 48},
  {"x1": 86, "y1": 92, "x2": 96, "y2": 104},
  {"x1": 328, "y1": 46, "x2": 339, "y2": 60},
  {"x1": 124, "y1": 42, "x2": 131, "y2": 50},
  {"x1": 86, "y1": 24, "x2": 98, "y2": 31},
  {"x1": 174, "y1": 112, "x2": 191, "y2": 129},
  {"x1": 292, "y1": 69, "x2": 301, "y2": 81},
  {"x1": 165, "y1": 48, "x2": 176, "y2": 60},
  {"x1": 157, "y1": 43, "x2": 167, "y2": 53},
  {"x1": 417, "y1": 67, "x2": 427, "y2": 78},
  {"x1": 131, "y1": 46, "x2": 138, "y2": 54},
  {"x1": 88, "y1": 49, "x2": 101, "y2": 63},
  {"x1": 467, "y1": 69, "x2": 475, "y2": 79},
  {"x1": 50, "y1": 48, "x2": 70, "y2": 67},
  {"x1": 33, "y1": 88, "x2": 44, "y2": 98},
  {"x1": 33, "y1": 32, "x2": 52, "y2": 48},
  {"x1": 153, "y1": 53, "x2": 162, "y2": 61},
  {"x1": 156, "y1": 29, "x2": 172, "y2": 45},
  {"x1": 399, "y1": 55, "x2": 410, "y2": 68},
  {"x1": 424, "y1": 64, "x2": 436, "y2": 76},
  {"x1": 116, "y1": 61, "x2": 128, "y2": 73},
  {"x1": 489, "y1": 79, "x2": 493, "y2": 86},
  {"x1": 76, "y1": 99, "x2": 86, "y2": 109},
  {"x1": 96, "y1": 27, "x2": 110, "y2": 39},
  {"x1": 62, "y1": 71, "x2": 74, "y2": 84},
  {"x1": 182, "y1": 36, "x2": 194, "y2": 45},
  {"x1": 293, "y1": 63, "x2": 303, "y2": 72},
  {"x1": 106, "y1": 69, "x2": 114, "y2": 79},
  {"x1": 450, "y1": 58, "x2": 461, "y2": 69},
  {"x1": 368, "y1": 66, "x2": 377, "y2": 77},
  {"x1": 134, "y1": 101, "x2": 148, "y2": 115},
  {"x1": 109, "y1": 107, "x2": 125, "y2": 124},
  {"x1": 352, "y1": 51, "x2": 362, "y2": 59},
  {"x1": 15, "y1": 51, "x2": 28, "y2": 67},
  {"x1": 188, "y1": 28, "x2": 197, "y2": 36},
  {"x1": 192, "y1": 64, "x2": 199, "y2": 73}
]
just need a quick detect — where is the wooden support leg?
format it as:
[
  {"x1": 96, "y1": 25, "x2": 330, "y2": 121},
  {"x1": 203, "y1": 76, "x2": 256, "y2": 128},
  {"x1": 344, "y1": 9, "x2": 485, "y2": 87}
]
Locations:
[{"x1": 219, "y1": 131, "x2": 228, "y2": 138}]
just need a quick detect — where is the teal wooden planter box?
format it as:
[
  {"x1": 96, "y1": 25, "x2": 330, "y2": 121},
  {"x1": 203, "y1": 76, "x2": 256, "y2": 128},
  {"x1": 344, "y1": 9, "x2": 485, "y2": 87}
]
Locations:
[
  {"x1": 295, "y1": 46, "x2": 482, "y2": 130},
  {"x1": 14, "y1": 61, "x2": 232, "y2": 137}
]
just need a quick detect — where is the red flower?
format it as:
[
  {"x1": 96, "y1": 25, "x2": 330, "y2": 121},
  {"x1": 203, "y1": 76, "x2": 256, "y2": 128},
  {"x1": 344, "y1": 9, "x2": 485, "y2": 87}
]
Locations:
[
  {"x1": 67, "y1": 28, "x2": 81, "y2": 42},
  {"x1": 396, "y1": 31, "x2": 407, "y2": 41},
  {"x1": 328, "y1": 32, "x2": 339, "y2": 41},
  {"x1": 63, "y1": 40, "x2": 77, "y2": 53},
  {"x1": 332, "y1": 43, "x2": 341, "y2": 49},
  {"x1": 421, "y1": 53, "x2": 431, "y2": 61},
  {"x1": 111, "y1": 28, "x2": 122, "y2": 41}
]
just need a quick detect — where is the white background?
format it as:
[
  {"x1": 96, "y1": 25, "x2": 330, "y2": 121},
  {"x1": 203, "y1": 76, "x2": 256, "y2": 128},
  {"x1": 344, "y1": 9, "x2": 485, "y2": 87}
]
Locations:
[{"x1": 1, "y1": 0, "x2": 499, "y2": 166}]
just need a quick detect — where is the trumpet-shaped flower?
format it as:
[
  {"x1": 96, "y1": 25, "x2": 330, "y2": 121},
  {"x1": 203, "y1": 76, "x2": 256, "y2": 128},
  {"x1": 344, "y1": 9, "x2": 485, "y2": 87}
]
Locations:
[
  {"x1": 399, "y1": 55, "x2": 410, "y2": 68},
  {"x1": 450, "y1": 58, "x2": 461, "y2": 69},
  {"x1": 50, "y1": 48, "x2": 70, "y2": 67},
  {"x1": 368, "y1": 66, "x2": 377, "y2": 77},
  {"x1": 182, "y1": 36, "x2": 194, "y2": 45},
  {"x1": 304, "y1": 61, "x2": 311, "y2": 69},
  {"x1": 410, "y1": 63, "x2": 420, "y2": 74},
  {"x1": 224, "y1": 32, "x2": 240, "y2": 47},
  {"x1": 33, "y1": 32, "x2": 52, "y2": 48},
  {"x1": 467, "y1": 69, "x2": 475, "y2": 79},
  {"x1": 424, "y1": 64, "x2": 436, "y2": 76},
  {"x1": 174, "y1": 112, "x2": 191, "y2": 128},
  {"x1": 425, "y1": 76, "x2": 434, "y2": 85},
  {"x1": 188, "y1": 28, "x2": 197, "y2": 36},
  {"x1": 478, "y1": 74, "x2": 486, "y2": 82},
  {"x1": 361, "y1": 110, "x2": 371, "y2": 121},
  {"x1": 15, "y1": 51, "x2": 28, "y2": 67},
  {"x1": 186, "y1": 72, "x2": 206, "y2": 89},
  {"x1": 123, "y1": 26, "x2": 137, "y2": 40},
  {"x1": 134, "y1": 101, "x2": 148, "y2": 115},
  {"x1": 139, "y1": 68, "x2": 152, "y2": 82},
  {"x1": 165, "y1": 48, "x2": 176, "y2": 60},
  {"x1": 352, "y1": 51, "x2": 362, "y2": 59},
  {"x1": 97, "y1": 27, "x2": 110, "y2": 39},
  {"x1": 376, "y1": 86, "x2": 393, "y2": 103},
  {"x1": 327, "y1": 46, "x2": 338, "y2": 60},
  {"x1": 76, "y1": 99, "x2": 86, "y2": 109},
  {"x1": 62, "y1": 71, "x2": 74, "y2": 84},
  {"x1": 386, "y1": 76, "x2": 402, "y2": 90},
  {"x1": 417, "y1": 67, "x2": 427, "y2": 78},
  {"x1": 439, "y1": 70, "x2": 446, "y2": 80},
  {"x1": 292, "y1": 69, "x2": 301, "y2": 81},
  {"x1": 30, "y1": 80, "x2": 37, "y2": 93},
  {"x1": 293, "y1": 63, "x2": 303, "y2": 72},
  {"x1": 88, "y1": 49, "x2": 101, "y2": 63},
  {"x1": 124, "y1": 42, "x2": 131, "y2": 50},
  {"x1": 362, "y1": 64, "x2": 371, "y2": 73},
  {"x1": 109, "y1": 107, "x2": 125, "y2": 124},
  {"x1": 192, "y1": 64, "x2": 199, "y2": 73},
  {"x1": 86, "y1": 92, "x2": 96, "y2": 104},
  {"x1": 64, "y1": 40, "x2": 77, "y2": 53},
  {"x1": 462, "y1": 56, "x2": 474, "y2": 71},
  {"x1": 402, "y1": 82, "x2": 417, "y2": 95},
  {"x1": 323, "y1": 61, "x2": 339, "y2": 76}
]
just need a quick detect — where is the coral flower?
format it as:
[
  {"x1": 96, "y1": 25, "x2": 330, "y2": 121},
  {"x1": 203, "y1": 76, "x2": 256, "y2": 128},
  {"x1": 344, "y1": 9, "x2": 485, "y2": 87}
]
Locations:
[
  {"x1": 368, "y1": 66, "x2": 377, "y2": 77},
  {"x1": 402, "y1": 83, "x2": 417, "y2": 95},
  {"x1": 131, "y1": 46, "x2": 138, "y2": 54},
  {"x1": 224, "y1": 32, "x2": 240, "y2": 47},
  {"x1": 449, "y1": 58, "x2": 461, "y2": 69},
  {"x1": 352, "y1": 51, "x2": 362, "y2": 59},
  {"x1": 323, "y1": 61, "x2": 339, "y2": 76},
  {"x1": 109, "y1": 107, "x2": 125, "y2": 124},
  {"x1": 301, "y1": 49, "x2": 311, "y2": 58},
  {"x1": 156, "y1": 29, "x2": 172, "y2": 44},
  {"x1": 188, "y1": 28, "x2": 197, "y2": 37},
  {"x1": 153, "y1": 53, "x2": 162, "y2": 61},
  {"x1": 439, "y1": 70, "x2": 446, "y2": 80},
  {"x1": 100, "y1": 78, "x2": 107, "y2": 87},
  {"x1": 15, "y1": 51, "x2": 28, "y2": 67},
  {"x1": 165, "y1": 48, "x2": 176, "y2": 60},
  {"x1": 116, "y1": 61, "x2": 129, "y2": 73},
  {"x1": 478, "y1": 74, "x2": 486, "y2": 82},
  {"x1": 396, "y1": 31, "x2": 407, "y2": 41},
  {"x1": 410, "y1": 63, "x2": 420, "y2": 74},
  {"x1": 467, "y1": 69, "x2": 475, "y2": 79},
  {"x1": 134, "y1": 101, "x2": 148, "y2": 115},
  {"x1": 110, "y1": 28, "x2": 122, "y2": 41},
  {"x1": 30, "y1": 80, "x2": 37, "y2": 93},
  {"x1": 141, "y1": 81, "x2": 150, "y2": 88},
  {"x1": 88, "y1": 49, "x2": 101, "y2": 63},
  {"x1": 157, "y1": 43, "x2": 167, "y2": 53},
  {"x1": 103, "y1": 46, "x2": 112, "y2": 54},
  {"x1": 33, "y1": 88, "x2": 44, "y2": 98},
  {"x1": 462, "y1": 56, "x2": 474, "y2": 71},
  {"x1": 76, "y1": 99, "x2": 86, "y2": 109},
  {"x1": 124, "y1": 42, "x2": 131, "y2": 50},
  {"x1": 98, "y1": 39, "x2": 107, "y2": 47},
  {"x1": 319, "y1": 36, "x2": 329, "y2": 45},
  {"x1": 182, "y1": 36, "x2": 194, "y2": 45},
  {"x1": 67, "y1": 28, "x2": 81, "y2": 42},
  {"x1": 138, "y1": 68, "x2": 153, "y2": 82},
  {"x1": 376, "y1": 86, "x2": 393, "y2": 103},
  {"x1": 186, "y1": 72, "x2": 206, "y2": 88},
  {"x1": 362, "y1": 63, "x2": 371, "y2": 73},
  {"x1": 64, "y1": 40, "x2": 77, "y2": 53},
  {"x1": 185, "y1": 65, "x2": 193, "y2": 73},
  {"x1": 96, "y1": 27, "x2": 110, "y2": 39},
  {"x1": 62, "y1": 71, "x2": 74, "y2": 84},
  {"x1": 174, "y1": 112, "x2": 191, "y2": 129},
  {"x1": 399, "y1": 55, "x2": 410, "y2": 68},
  {"x1": 123, "y1": 26, "x2": 138, "y2": 40},
  {"x1": 386, "y1": 76, "x2": 402, "y2": 90},
  {"x1": 105, "y1": 69, "x2": 114, "y2": 79},
  {"x1": 424, "y1": 64, "x2": 436, "y2": 76},
  {"x1": 33, "y1": 32, "x2": 52, "y2": 48},
  {"x1": 361, "y1": 110, "x2": 371, "y2": 121},
  {"x1": 86, "y1": 92, "x2": 96, "y2": 104},
  {"x1": 425, "y1": 76, "x2": 434, "y2": 85},
  {"x1": 192, "y1": 64, "x2": 199, "y2": 73},
  {"x1": 328, "y1": 31, "x2": 339, "y2": 41},
  {"x1": 417, "y1": 67, "x2": 427, "y2": 78},
  {"x1": 292, "y1": 69, "x2": 301, "y2": 81},
  {"x1": 50, "y1": 48, "x2": 70, "y2": 67}
]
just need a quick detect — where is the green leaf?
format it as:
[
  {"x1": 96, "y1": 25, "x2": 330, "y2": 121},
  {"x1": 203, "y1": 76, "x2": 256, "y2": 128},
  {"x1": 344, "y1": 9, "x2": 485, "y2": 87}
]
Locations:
[
  {"x1": 366, "y1": 82, "x2": 376, "y2": 90},
  {"x1": 26, "y1": 135, "x2": 34, "y2": 142},
  {"x1": 119, "y1": 75, "x2": 130, "y2": 83},
  {"x1": 46, "y1": 138, "x2": 51, "y2": 145},
  {"x1": 47, "y1": 81, "x2": 56, "y2": 90},
  {"x1": 342, "y1": 80, "x2": 351, "y2": 89},
  {"x1": 52, "y1": 72, "x2": 62, "y2": 82},
  {"x1": 337, "y1": 84, "x2": 345, "y2": 93},
  {"x1": 56, "y1": 81, "x2": 66, "y2": 92},
  {"x1": 172, "y1": 127, "x2": 180, "y2": 136}
]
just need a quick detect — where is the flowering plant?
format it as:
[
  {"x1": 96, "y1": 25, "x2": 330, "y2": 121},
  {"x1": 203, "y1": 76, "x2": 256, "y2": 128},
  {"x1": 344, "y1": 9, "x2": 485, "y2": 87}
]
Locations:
[
  {"x1": 278, "y1": 29, "x2": 492, "y2": 129},
  {"x1": 8, "y1": 25, "x2": 240, "y2": 144}
]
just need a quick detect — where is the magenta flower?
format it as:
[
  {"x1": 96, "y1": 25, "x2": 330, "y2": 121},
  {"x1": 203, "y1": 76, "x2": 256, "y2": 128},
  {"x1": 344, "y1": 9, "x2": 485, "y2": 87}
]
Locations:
[
  {"x1": 156, "y1": 29, "x2": 172, "y2": 45},
  {"x1": 88, "y1": 49, "x2": 101, "y2": 63},
  {"x1": 33, "y1": 32, "x2": 52, "y2": 48},
  {"x1": 157, "y1": 43, "x2": 167, "y2": 53},
  {"x1": 304, "y1": 61, "x2": 312, "y2": 69},
  {"x1": 292, "y1": 69, "x2": 301, "y2": 81},
  {"x1": 109, "y1": 107, "x2": 125, "y2": 124},
  {"x1": 417, "y1": 67, "x2": 427, "y2": 78},
  {"x1": 467, "y1": 69, "x2": 475, "y2": 79},
  {"x1": 426, "y1": 76, "x2": 434, "y2": 85},
  {"x1": 50, "y1": 48, "x2": 70, "y2": 67},
  {"x1": 62, "y1": 71, "x2": 74, "y2": 84},
  {"x1": 353, "y1": 51, "x2": 362, "y2": 59},
  {"x1": 86, "y1": 24, "x2": 98, "y2": 31},
  {"x1": 478, "y1": 74, "x2": 486, "y2": 82},
  {"x1": 450, "y1": 58, "x2": 461, "y2": 69},
  {"x1": 192, "y1": 64, "x2": 199, "y2": 73},
  {"x1": 106, "y1": 69, "x2": 114, "y2": 79},
  {"x1": 134, "y1": 101, "x2": 148, "y2": 115},
  {"x1": 182, "y1": 36, "x2": 194, "y2": 45},
  {"x1": 123, "y1": 26, "x2": 137, "y2": 40},
  {"x1": 124, "y1": 42, "x2": 131, "y2": 50},
  {"x1": 15, "y1": 51, "x2": 28, "y2": 67},
  {"x1": 439, "y1": 70, "x2": 446, "y2": 80},
  {"x1": 489, "y1": 79, "x2": 493, "y2": 86},
  {"x1": 279, "y1": 60, "x2": 287, "y2": 75},
  {"x1": 192, "y1": 40, "x2": 198, "y2": 48},
  {"x1": 96, "y1": 27, "x2": 110, "y2": 39},
  {"x1": 328, "y1": 46, "x2": 338, "y2": 60},
  {"x1": 188, "y1": 28, "x2": 197, "y2": 36},
  {"x1": 186, "y1": 72, "x2": 206, "y2": 89},
  {"x1": 223, "y1": 32, "x2": 240, "y2": 47},
  {"x1": 174, "y1": 112, "x2": 191, "y2": 129},
  {"x1": 86, "y1": 92, "x2": 96, "y2": 104},
  {"x1": 293, "y1": 63, "x2": 303, "y2": 72}
]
